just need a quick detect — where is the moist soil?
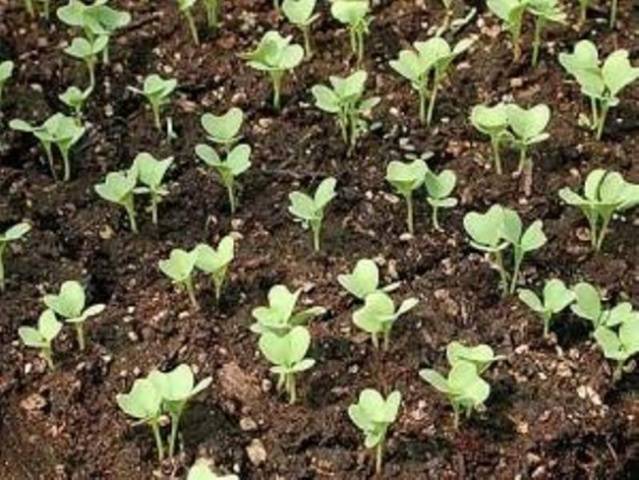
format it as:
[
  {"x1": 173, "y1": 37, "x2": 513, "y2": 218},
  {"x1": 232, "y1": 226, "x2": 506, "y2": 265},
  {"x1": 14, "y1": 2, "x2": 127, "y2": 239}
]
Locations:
[{"x1": 1, "y1": 1, "x2": 638, "y2": 479}]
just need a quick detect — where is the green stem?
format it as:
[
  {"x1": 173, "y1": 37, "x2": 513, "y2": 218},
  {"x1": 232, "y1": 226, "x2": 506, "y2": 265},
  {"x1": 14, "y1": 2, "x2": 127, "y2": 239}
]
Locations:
[
  {"x1": 491, "y1": 136, "x2": 503, "y2": 174},
  {"x1": 152, "y1": 104, "x2": 162, "y2": 131},
  {"x1": 532, "y1": 19, "x2": 543, "y2": 67},
  {"x1": 375, "y1": 440, "x2": 384, "y2": 475},
  {"x1": 87, "y1": 60, "x2": 96, "y2": 91},
  {"x1": 150, "y1": 420, "x2": 165, "y2": 462},
  {"x1": 595, "y1": 215, "x2": 612, "y2": 252},
  {"x1": 517, "y1": 147, "x2": 527, "y2": 174},
  {"x1": 24, "y1": 0, "x2": 35, "y2": 16},
  {"x1": 185, "y1": 277, "x2": 199, "y2": 309},
  {"x1": 207, "y1": 0, "x2": 219, "y2": 28},
  {"x1": 42, "y1": 0, "x2": 50, "y2": 20},
  {"x1": 493, "y1": 250, "x2": 509, "y2": 296},
  {"x1": 426, "y1": 82, "x2": 439, "y2": 126},
  {"x1": 227, "y1": 183, "x2": 236, "y2": 214},
  {"x1": 61, "y1": 149, "x2": 71, "y2": 182},
  {"x1": 339, "y1": 116, "x2": 349, "y2": 144},
  {"x1": 542, "y1": 313, "x2": 551, "y2": 338},
  {"x1": 356, "y1": 30, "x2": 364, "y2": 65},
  {"x1": 184, "y1": 10, "x2": 200, "y2": 46},
  {"x1": 75, "y1": 323, "x2": 86, "y2": 351},
  {"x1": 151, "y1": 196, "x2": 158, "y2": 225},
  {"x1": 288, "y1": 373, "x2": 297, "y2": 404},
  {"x1": 43, "y1": 143, "x2": 57, "y2": 181},
  {"x1": 382, "y1": 329, "x2": 390, "y2": 352},
  {"x1": 452, "y1": 403, "x2": 460, "y2": 430},
  {"x1": 371, "y1": 332, "x2": 379, "y2": 350},
  {"x1": 274, "y1": 0, "x2": 280, "y2": 13},
  {"x1": 0, "y1": 249, "x2": 5, "y2": 292},
  {"x1": 271, "y1": 72, "x2": 282, "y2": 110},
  {"x1": 302, "y1": 26, "x2": 312, "y2": 59},
  {"x1": 168, "y1": 411, "x2": 182, "y2": 457},
  {"x1": 214, "y1": 277, "x2": 222, "y2": 302},
  {"x1": 406, "y1": 194, "x2": 414, "y2": 235},
  {"x1": 509, "y1": 252, "x2": 523, "y2": 294},
  {"x1": 349, "y1": 29, "x2": 357, "y2": 56},
  {"x1": 596, "y1": 105, "x2": 609, "y2": 140},
  {"x1": 312, "y1": 223, "x2": 321, "y2": 252},
  {"x1": 102, "y1": 43, "x2": 110, "y2": 65},
  {"x1": 125, "y1": 205, "x2": 138, "y2": 233},
  {"x1": 42, "y1": 346, "x2": 55, "y2": 370},
  {"x1": 418, "y1": 88, "x2": 426, "y2": 125},
  {"x1": 579, "y1": 2, "x2": 587, "y2": 25},
  {"x1": 432, "y1": 206, "x2": 442, "y2": 231},
  {"x1": 610, "y1": 0, "x2": 617, "y2": 28}
]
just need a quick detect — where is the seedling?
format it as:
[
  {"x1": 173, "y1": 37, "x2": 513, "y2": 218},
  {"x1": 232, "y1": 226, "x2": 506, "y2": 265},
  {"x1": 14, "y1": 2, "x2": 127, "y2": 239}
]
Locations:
[
  {"x1": 311, "y1": 70, "x2": 380, "y2": 151},
  {"x1": 288, "y1": 177, "x2": 337, "y2": 251},
  {"x1": 259, "y1": 326, "x2": 315, "y2": 404},
  {"x1": 420, "y1": 360, "x2": 490, "y2": 429},
  {"x1": 571, "y1": 282, "x2": 639, "y2": 332},
  {"x1": 390, "y1": 37, "x2": 473, "y2": 125},
  {"x1": 95, "y1": 168, "x2": 139, "y2": 232},
  {"x1": 241, "y1": 31, "x2": 304, "y2": 110},
  {"x1": 10, "y1": 113, "x2": 86, "y2": 182},
  {"x1": 577, "y1": 0, "x2": 591, "y2": 25},
  {"x1": 337, "y1": 258, "x2": 399, "y2": 301},
  {"x1": 250, "y1": 284, "x2": 325, "y2": 335},
  {"x1": 469, "y1": 103, "x2": 509, "y2": 174},
  {"x1": 0, "y1": 222, "x2": 31, "y2": 292},
  {"x1": 446, "y1": 341, "x2": 504, "y2": 373},
  {"x1": 64, "y1": 35, "x2": 108, "y2": 89},
  {"x1": 527, "y1": 0, "x2": 565, "y2": 67},
  {"x1": 385, "y1": 159, "x2": 428, "y2": 235},
  {"x1": 196, "y1": 144, "x2": 251, "y2": 213},
  {"x1": 330, "y1": 0, "x2": 371, "y2": 65},
  {"x1": 558, "y1": 169, "x2": 639, "y2": 251},
  {"x1": 132, "y1": 152, "x2": 173, "y2": 225},
  {"x1": 0, "y1": 60, "x2": 14, "y2": 103},
  {"x1": 487, "y1": 0, "x2": 528, "y2": 60},
  {"x1": 158, "y1": 248, "x2": 200, "y2": 309},
  {"x1": 282, "y1": 0, "x2": 319, "y2": 59},
  {"x1": 129, "y1": 74, "x2": 178, "y2": 131},
  {"x1": 18, "y1": 310, "x2": 62, "y2": 370},
  {"x1": 202, "y1": 0, "x2": 222, "y2": 28},
  {"x1": 348, "y1": 389, "x2": 401, "y2": 475},
  {"x1": 194, "y1": 235, "x2": 234, "y2": 301},
  {"x1": 149, "y1": 364, "x2": 212, "y2": 457},
  {"x1": 353, "y1": 291, "x2": 418, "y2": 350},
  {"x1": 44, "y1": 280, "x2": 105, "y2": 351},
  {"x1": 176, "y1": 0, "x2": 200, "y2": 45},
  {"x1": 424, "y1": 168, "x2": 457, "y2": 231},
  {"x1": 199, "y1": 107, "x2": 244, "y2": 150},
  {"x1": 188, "y1": 460, "x2": 239, "y2": 480},
  {"x1": 518, "y1": 279, "x2": 575, "y2": 337},
  {"x1": 116, "y1": 378, "x2": 165, "y2": 461},
  {"x1": 559, "y1": 41, "x2": 639, "y2": 140},
  {"x1": 594, "y1": 317, "x2": 639, "y2": 380},
  {"x1": 59, "y1": 85, "x2": 92, "y2": 120}
]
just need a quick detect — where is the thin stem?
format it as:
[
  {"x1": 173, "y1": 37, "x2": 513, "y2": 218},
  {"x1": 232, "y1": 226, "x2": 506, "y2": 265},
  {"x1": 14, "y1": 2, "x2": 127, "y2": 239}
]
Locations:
[
  {"x1": 375, "y1": 440, "x2": 384, "y2": 475},
  {"x1": 491, "y1": 136, "x2": 503, "y2": 174},
  {"x1": 426, "y1": 81, "x2": 439, "y2": 126},
  {"x1": 382, "y1": 329, "x2": 390, "y2": 352},
  {"x1": 274, "y1": 0, "x2": 280, "y2": 13},
  {"x1": 207, "y1": 0, "x2": 219, "y2": 28},
  {"x1": 595, "y1": 214, "x2": 612, "y2": 252},
  {"x1": 102, "y1": 43, "x2": 110, "y2": 65},
  {"x1": 609, "y1": 0, "x2": 617, "y2": 28},
  {"x1": 579, "y1": 2, "x2": 587, "y2": 26},
  {"x1": 150, "y1": 420, "x2": 165, "y2": 462},
  {"x1": 184, "y1": 10, "x2": 200, "y2": 46},
  {"x1": 312, "y1": 223, "x2": 321, "y2": 252},
  {"x1": 75, "y1": 323, "x2": 86, "y2": 351},
  {"x1": 356, "y1": 30, "x2": 364, "y2": 65},
  {"x1": 42, "y1": 346, "x2": 55, "y2": 370},
  {"x1": 418, "y1": 88, "x2": 426, "y2": 125},
  {"x1": 302, "y1": 26, "x2": 312, "y2": 59},
  {"x1": 509, "y1": 252, "x2": 523, "y2": 294},
  {"x1": 516, "y1": 147, "x2": 527, "y2": 174},
  {"x1": 532, "y1": 18, "x2": 543, "y2": 67},
  {"x1": 493, "y1": 250, "x2": 509, "y2": 296},
  {"x1": 152, "y1": 104, "x2": 162, "y2": 131},
  {"x1": 288, "y1": 374, "x2": 297, "y2": 404},
  {"x1": 432, "y1": 206, "x2": 442, "y2": 231},
  {"x1": 61, "y1": 149, "x2": 71, "y2": 182},
  {"x1": 125, "y1": 205, "x2": 138, "y2": 233},
  {"x1": 214, "y1": 277, "x2": 222, "y2": 302},
  {"x1": 349, "y1": 29, "x2": 357, "y2": 57},
  {"x1": 87, "y1": 60, "x2": 96, "y2": 91},
  {"x1": 590, "y1": 97, "x2": 599, "y2": 128},
  {"x1": 542, "y1": 313, "x2": 551, "y2": 338},
  {"x1": 227, "y1": 183, "x2": 236, "y2": 214},
  {"x1": 184, "y1": 277, "x2": 199, "y2": 310},
  {"x1": 24, "y1": 0, "x2": 35, "y2": 17},
  {"x1": 271, "y1": 72, "x2": 283, "y2": 110},
  {"x1": 405, "y1": 194, "x2": 414, "y2": 235},
  {"x1": 339, "y1": 116, "x2": 349, "y2": 144},
  {"x1": 452, "y1": 403, "x2": 460, "y2": 430},
  {"x1": 596, "y1": 105, "x2": 609, "y2": 140},
  {"x1": 168, "y1": 411, "x2": 181, "y2": 457},
  {"x1": 371, "y1": 332, "x2": 379, "y2": 350},
  {"x1": 43, "y1": 143, "x2": 57, "y2": 181},
  {"x1": 0, "y1": 250, "x2": 5, "y2": 292},
  {"x1": 151, "y1": 196, "x2": 158, "y2": 225}
]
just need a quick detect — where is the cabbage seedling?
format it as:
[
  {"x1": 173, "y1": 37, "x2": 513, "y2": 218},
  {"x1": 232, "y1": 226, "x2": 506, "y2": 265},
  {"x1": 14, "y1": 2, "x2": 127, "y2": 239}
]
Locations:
[
  {"x1": 196, "y1": 144, "x2": 251, "y2": 213},
  {"x1": 385, "y1": 159, "x2": 428, "y2": 235},
  {"x1": 469, "y1": 103, "x2": 509, "y2": 174},
  {"x1": 18, "y1": 310, "x2": 62, "y2": 370},
  {"x1": 250, "y1": 284, "x2": 326, "y2": 335},
  {"x1": 348, "y1": 388, "x2": 401, "y2": 475},
  {"x1": 129, "y1": 74, "x2": 178, "y2": 131},
  {"x1": 594, "y1": 317, "x2": 639, "y2": 380},
  {"x1": 64, "y1": 35, "x2": 108, "y2": 89},
  {"x1": 353, "y1": 291, "x2": 418, "y2": 350},
  {"x1": 330, "y1": 0, "x2": 371, "y2": 65},
  {"x1": 446, "y1": 341, "x2": 504, "y2": 373},
  {"x1": 559, "y1": 41, "x2": 639, "y2": 140},
  {"x1": 518, "y1": 279, "x2": 575, "y2": 337},
  {"x1": 95, "y1": 168, "x2": 139, "y2": 232},
  {"x1": 241, "y1": 31, "x2": 304, "y2": 110},
  {"x1": 59, "y1": 85, "x2": 92, "y2": 121},
  {"x1": 199, "y1": 107, "x2": 244, "y2": 150},
  {"x1": 282, "y1": 0, "x2": 319, "y2": 59},
  {"x1": 159, "y1": 248, "x2": 200, "y2": 309},
  {"x1": 311, "y1": 70, "x2": 380, "y2": 151},
  {"x1": 259, "y1": 326, "x2": 315, "y2": 404},
  {"x1": 558, "y1": 169, "x2": 639, "y2": 251},
  {"x1": 133, "y1": 152, "x2": 173, "y2": 225},
  {"x1": 487, "y1": 0, "x2": 528, "y2": 60},
  {"x1": 424, "y1": 168, "x2": 457, "y2": 231},
  {"x1": 0, "y1": 222, "x2": 31, "y2": 292},
  {"x1": 420, "y1": 360, "x2": 490, "y2": 429},
  {"x1": 149, "y1": 364, "x2": 212, "y2": 457},
  {"x1": 527, "y1": 0, "x2": 565, "y2": 67},
  {"x1": 176, "y1": 0, "x2": 200, "y2": 45},
  {"x1": 202, "y1": 0, "x2": 222, "y2": 28},
  {"x1": 338, "y1": 258, "x2": 399, "y2": 301},
  {"x1": 288, "y1": 177, "x2": 337, "y2": 251},
  {"x1": 0, "y1": 60, "x2": 14, "y2": 103},
  {"x1": 188, "y1": 460, "x2": 239, "y2": 480},
  {"x1": 195, "y1": 235, "x2": 234, "y2": 301},
  {"x1": 116, "y1": 378, "x2": 165, "y2": 461},
  {"x1": 570, "y1": 282, "x2": 639, "y2": 332},
  {"x1": 44, "y1": 280, "x2": 105, "y2": 351}
]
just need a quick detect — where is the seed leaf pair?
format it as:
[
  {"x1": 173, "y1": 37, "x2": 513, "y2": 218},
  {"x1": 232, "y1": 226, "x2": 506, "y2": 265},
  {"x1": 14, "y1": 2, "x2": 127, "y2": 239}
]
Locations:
[
  {"x1": 200, "y1": 107, "x2": 244, "y2": 149},
  {"x1": 571, "y1": 282, "x2": 639, "y2": 331},
  {"x1": 338, "y1": 258, "x2": 399, "y2": 300},
  {"x1": 330, "y1": 0, "x2": 371, "y2": 64},
  {"x1": 18, "y1": 310, "x2": 62, "y2": 370},
  {"x1": 282, "y1": 0, "x2": 319, "y2": 58},
  {"x1": 594, "y1": 318, "x2": 639, "y2": 380},
  {"x1": 518, "y1": 279, "x2": 575, "y2": 336},
  {"x1": 129, "y1": 74, "x2": 178, "y2": 131},
  {"x1": 194, "y1": 236, "x2": 235, "y2": 301},
  {"x1": 288, "y1": 177, "x2": 337, "y2": 251},
  {"x1": 0, "y1": 222, "x2": 31, "y2": 292},
  {"x1": 95, "y1": 167, "x2": 140, "y2": 232},
  {"x1": 64, "y1": 35, "x2": 108, "y2": 89}
]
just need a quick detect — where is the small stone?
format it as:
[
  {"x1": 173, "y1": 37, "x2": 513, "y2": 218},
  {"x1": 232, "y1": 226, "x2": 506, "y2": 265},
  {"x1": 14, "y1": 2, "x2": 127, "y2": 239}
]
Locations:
[
  {"x1": 240, "y1": 417, "x2": 258, "y2": 432},
  {"x1": 127, "y1": 331, "x2": 139, "y2": 342},
  {"x1": 20, "y1": 393, "x2": 47, "y2": 412},
  {"x1": 246, "y1": 439, "x2": 267, "y2": 466}
]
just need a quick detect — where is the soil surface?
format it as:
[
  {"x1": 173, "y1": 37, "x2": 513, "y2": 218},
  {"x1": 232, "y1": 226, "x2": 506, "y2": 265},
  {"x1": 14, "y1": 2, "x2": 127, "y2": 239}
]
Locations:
[{"x1": 1, "y1": 0, "x2": 638, "y2": 479}]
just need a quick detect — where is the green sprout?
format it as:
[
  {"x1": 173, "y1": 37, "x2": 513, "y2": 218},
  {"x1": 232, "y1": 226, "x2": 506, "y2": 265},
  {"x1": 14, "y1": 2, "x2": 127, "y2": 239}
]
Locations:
[
  {"x1": 353, "y1": 291, "x2": 418, "y2": 350},
  {"x1": 609, "y1": 0, "x2": 618, "y2": 28},
  {"x1": 10, "y1": 113, "x2": 86, "y2": 182},
  {"x1": 348, "y1": 388, "x2": 401, "y2": 475},
  {"x1": 95, "y1": 168, "x2": 139, "y2": 233},
  {"x1": 385, "y1": 159, "x2": 428, "y2": 235},
  {"x1": 558, "y1": 169, "x2": 639, "y2": 251},
  {"x1": 18, "y1": 310, "x2": 62, "y2": 370},
  {"x1": 116, "y1": 378, "x2": 165, "y2": 461},
  {"x1": 559, "y1": 40, "x2": 639, "y2": 140},
  {"x1": 194, "y1": 235, "x2": 234, "y2": 302},
  {"x1": 241, "y1": 31, "x2": 304, "y2": 110},
  {"x1": 330, "y1": 0, "x2": 371, "y2": 65},
  {"x1": 199, "y1": 107, "x2": 244, "y2": 150},
  {"x1": 527, "y1": 0, "x2": 565, "y2": 67},
  {"x1": 446, "y1": 341, "x2": 504, "y2": 374},
  {"x1": 594, "y1": 317, "x2": 639, "y2": 381},
  {"x1": 0, "y1": 222, "x2": 31, "y2": 292},
  {"x1": 202, "y1": 0, "x2": 222, "y2": 28},
  {"x1": 149, "y1": 364, "x2": 212, "y2": 457},
  {"x1": 259, "y1": 326, "x2": 315, "y2": 404},
  {"x1": 518, "y1": 279, "x2": 575, "y2": 337},
  {"x1": 132, "y1": 152, "x2": 173, "y2": 225},
  {"x1": 24, "y1": 0, "x2": 35, "y2": 17},
  {"x1": 64, "y1": 35, "x2": 108, "y2": 89},
  {"x1": 424, "y1": 168, "x2": 457, "y2": 231},
  {"x1": 0, "y1": 60, "x2": 14, "y2": 103},
  {"x1": 288, "y1": 177, "x2": 337, "y2": 251},
  {"x1": 470, "y1": 103, "x2": 509, "y2": 174},
  {"x1": 177, "y1": 0, "x2": 200, "y2": 45},
  {"x1": 577, "y1": 0, "x2": 591, "y2": 25},
  {"x1": 159, "y1": 248, "x2": 200, "y2": 309},
  {"x1": 337, "y1": 258, "x2": 399, "y2": 301},
  {"x1": 487, "y1": 0, "x2": 529, "y2": 61},
  {"x1": 311, "y1": 70, "x2": 380, "y2": 152},
  {"x1": 129, "y1": 74, "x2": 178, "y2": 131},
  {"x1": 570, "y1": 282, "x2": 639, "y2": 332},
  {"x1": 188, "y1": 460, "x2": 239, "y2": 480},
  {"x1": 250, "y1": 284, "x2": 326, "y2": 335},
  {"x1": 59, "y1": 85, "x2": 92, "y2": 121},
  {"x1": 420, "y1": 360, "x2": 490, "y2": 429},
  {"x1": 504, "y1": 103, "x2": 550, "y2": 183},
  {"x1": 44, "y1": 280, "x2": 105, "y2": 351},
  {"x1": 282, "y1": 0, "x2": 319, "y2": 59},
  {"x1": 389, "y1": 36, "x2": 473, "y2": 125},
  {"x1": 196, "y1": 144, "x2": 251, "y2": 213}
]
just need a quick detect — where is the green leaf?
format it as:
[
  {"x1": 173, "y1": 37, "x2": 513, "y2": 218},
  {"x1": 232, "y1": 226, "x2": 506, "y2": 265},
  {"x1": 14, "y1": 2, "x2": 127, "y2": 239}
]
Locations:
[
  {"x1": 2, "y1": 222, "x2": 31, "y2": 242},
  {"x1": 330, "y1": 0, "x2": 369, "y2": 26},
  {"x1": 518, "y1": 288, "x2": 544, "y2": 313},
  {"x1": 520, "y1": 220, "x2": 547, "y2": 252},
  {"x1": 470, "y1": 103, "x2": 509, "y2": 136},
  {"x1": 424, "y1": 169, "x2": 456, "y2": 200},
  {"x1": 259, "y1": 326, "x2": 311, "y2": 367},
  {"x1": 602, "y1": 50, "x2": 639, "y2": 98},
  {"x1": 133, "y1": 153, "x2": 173, "y2": 189},
  {"x1": 116, "y1": 378, "x2": 162, "y2": 420},
  {"x1": 338, "y1": 259, "x2": 379, "y2": 300},
  {"x1": 195, "y1": 236, "x2": 234, "y2": 274},
  {"x1": 44, "y1": 280, "x2": 86, "y2": 319},
  {"x1": 201, "y1": 108, "x2": 244, "y2": 145},
  {"x1": 95, "y1": 170, "x2": 137, "y2": 205},
  {"x1": 543, "y1": 279, "x2": 575, "y2": 313},
  {"x1": 505, "y1": 104, "x2": 551, "y2": 142},
  {"x1": 311, "y1": 85, "x2": 341, "y2": 113},
  {"x1": 594, "y1": 326, "x2": 623, "y2": 360},
  {"x1": 314, "y1": 177, "x2": 337, "y2": 208},
  {"x1": 419, "y1": 368, "x2": 450, "y2": 393},
  {"x1": 353, "y1": 291, "x2": 395, "y2": 334},
  {"x1": 158, "y1": 248, "x2": 198, "y2": 283},
  {"x1": 386, "y1": 159, "x2": 428, "y2": 196},
  {"x1": 463, "y1": 204, "x2": 504, "y2": 249},
  {"x1": 571, "y1": 282, "x2": 602, "y2": 323},
  {"x1": 282, "y1": 0, "x2": 317, "y2": 25}
]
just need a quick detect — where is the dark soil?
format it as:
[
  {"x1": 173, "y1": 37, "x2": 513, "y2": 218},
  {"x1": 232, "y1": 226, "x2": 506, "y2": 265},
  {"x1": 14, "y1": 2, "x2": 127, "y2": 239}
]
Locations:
[{"x1": 1, "y1": 0, "x2": 638, "y2": 479}]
